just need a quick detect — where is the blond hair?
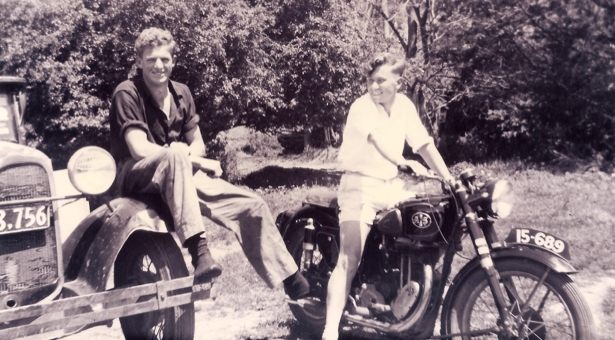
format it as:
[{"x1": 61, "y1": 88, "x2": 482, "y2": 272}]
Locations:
[{"x1": 135, "y1": 27, "x2": 176, "y2": 58}]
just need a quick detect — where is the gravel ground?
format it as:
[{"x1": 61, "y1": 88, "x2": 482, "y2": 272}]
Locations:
[{"x1": 64, "y1": 256, "x2": 615, "y2": 340}]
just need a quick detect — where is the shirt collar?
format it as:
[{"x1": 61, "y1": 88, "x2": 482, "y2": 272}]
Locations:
[
  {"x1": 137, "y1": 76, "x2": 184, "y2": 109},
  {"x1": 366, "y1": 93, "x2": 399, "y2": 119}
]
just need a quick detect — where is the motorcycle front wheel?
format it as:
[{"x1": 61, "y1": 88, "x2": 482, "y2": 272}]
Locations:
[
  {"x1": 114, "y1": 232, "x2": 195, "y2": 340},
  {"x1": 441, "y1": 258, "x2": 596, "y2": 340}
]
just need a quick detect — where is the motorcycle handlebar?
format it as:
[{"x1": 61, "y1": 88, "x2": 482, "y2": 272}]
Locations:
[{"x1": 397, "y1": 164, "x2": 457, "y2": 192}]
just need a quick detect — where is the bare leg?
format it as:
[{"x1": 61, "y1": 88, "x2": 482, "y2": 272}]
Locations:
[{"x1": 322, "y1": 220, "x2": 371, "y2": 340}]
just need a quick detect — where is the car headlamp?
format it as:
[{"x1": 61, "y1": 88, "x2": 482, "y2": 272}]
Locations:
[
  {"x1": 485, "y1": 180, "x2": 514, "y2": 218},
  {"x1": 67, "y1": 146, "x2": 116, "y2": 195}
]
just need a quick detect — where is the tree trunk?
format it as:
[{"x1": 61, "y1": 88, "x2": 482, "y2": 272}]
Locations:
[
  {"x1": 324, "y1": 126, "x2": 331, "y2": 147},
  {"x1": 303, "y1": 127, "x2": 312, "y2": 152},
  {"x1": 383, "y1": 0, "x2": 390, "y2": 39}
]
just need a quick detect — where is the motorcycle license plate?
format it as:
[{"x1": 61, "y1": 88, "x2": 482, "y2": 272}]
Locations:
[
  {"x1": 505, "y1": 228, "x2": 571, "y2": 261},
  {"x1": 0, "y1": 205, "x2": 50, "y2": 234}
]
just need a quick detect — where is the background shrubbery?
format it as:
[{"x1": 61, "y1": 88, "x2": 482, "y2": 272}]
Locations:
[{"x1": 1, "y1": 0, "x2": 614, "y2": 170}]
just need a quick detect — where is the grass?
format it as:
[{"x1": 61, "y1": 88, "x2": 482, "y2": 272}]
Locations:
[
  {"x1": 201, "y1": 152, "x2": 615, "y2": 339},
  {"x1": 456, "y1": 161, "x2": 615, "y2": 272}
]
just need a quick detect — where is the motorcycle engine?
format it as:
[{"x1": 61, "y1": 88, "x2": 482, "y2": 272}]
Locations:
[
  {"x1": 357, "y1": 283, "x2": 385, "y2": 308},
  {"x1": 390, "y1": 280, "x2": 420, "y2": 319}
]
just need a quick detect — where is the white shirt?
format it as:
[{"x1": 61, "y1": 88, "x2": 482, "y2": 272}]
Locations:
[{"x1": 338, "y1": 93, "x2": 433, "y2": 180}]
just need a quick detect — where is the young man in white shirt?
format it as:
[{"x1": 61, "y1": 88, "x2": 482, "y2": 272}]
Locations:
[{"x1": 322, "y1": 53, "x2": 454, "y2": 340}]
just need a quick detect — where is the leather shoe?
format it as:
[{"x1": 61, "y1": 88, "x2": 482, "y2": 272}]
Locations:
[
  {"x1": 284, "y1": 271, "x2": 310, "y2": 300},
  {"x1": 186, "y1": 236, "x2": 222, "y2": 284}
]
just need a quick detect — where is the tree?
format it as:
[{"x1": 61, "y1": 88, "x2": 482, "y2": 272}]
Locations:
[
  {"x1": 2, "y1": 0, "x2": 613, "y2": 168},
  {"x1": 436, "y1": 0, "x2": 615, "y2": 164},
  {"x1": 1, "y1": 0, "x2": 280, "y2": 167},
  {"x1": 259, "y1": 0, "x2": 367, "y2": 150}
]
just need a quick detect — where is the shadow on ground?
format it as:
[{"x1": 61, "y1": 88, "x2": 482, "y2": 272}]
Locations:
[
  {"x1": 241, "y1": 166, "x2": 342, "y2": 189},
  {"x1": 243, "y1": 320, "x2": 388, "y2": 340}
]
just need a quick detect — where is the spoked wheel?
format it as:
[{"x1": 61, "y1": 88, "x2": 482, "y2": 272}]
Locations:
[
  {"x1": 442, "y1": 258, "x2": 596, "y2": 340},
  {"x1": 114, "y1": 232, "x2": 195, "y2": 340}
]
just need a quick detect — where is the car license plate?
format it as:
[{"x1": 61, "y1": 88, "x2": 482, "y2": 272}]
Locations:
[
  {"x1": 0, "y1": 205, "x2": 50, "y2": 234},
  {"x1": 505, "y1": 228, "x2": 571, "y2": 261}
]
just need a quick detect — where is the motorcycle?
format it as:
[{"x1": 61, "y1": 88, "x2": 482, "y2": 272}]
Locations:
[{"x1": 276, "y1": 167, "x2": 596, "y2": 339}]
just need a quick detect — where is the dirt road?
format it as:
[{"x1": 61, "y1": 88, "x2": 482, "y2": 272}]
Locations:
[{"x1": 65, "y1": 262, "x2": 615, "y2": 340}]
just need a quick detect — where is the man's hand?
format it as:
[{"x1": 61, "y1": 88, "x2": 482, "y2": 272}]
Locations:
[
  {"x1": 169, "y1": 141, "x2": 191, "y2": 157},
  {"x1": 190, "y1": 156, "x2": 223, "y2": 178},
  {"x1": 399, "y1": 159, "x2": 432, "y2": 177},
  {"x1": 169, "y1": 142, "x2": 222, "y2": 177}
]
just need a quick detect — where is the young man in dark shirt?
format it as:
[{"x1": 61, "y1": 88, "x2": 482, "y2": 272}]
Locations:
[{"x1": 109, "y1": 27, "x2": 309, "y2": 299}]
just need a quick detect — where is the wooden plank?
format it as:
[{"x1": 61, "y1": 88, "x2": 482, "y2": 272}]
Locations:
[
  {"x1": 0, "y1": 282, "x2": 158, "y2": 322},
  {"x1": 0, "y1": 281, "x2": 211, "y2": 339},
  {"x1": 0, "y1": 299, "x2": 159, "y2": 339},
  {"x1": 0, "y1": 276, "x2": 210, "y2": 324}
]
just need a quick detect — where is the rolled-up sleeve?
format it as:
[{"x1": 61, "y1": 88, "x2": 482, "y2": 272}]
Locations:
[{"x1": 111, "y1": 90, "x2": 149, "y2": 140}]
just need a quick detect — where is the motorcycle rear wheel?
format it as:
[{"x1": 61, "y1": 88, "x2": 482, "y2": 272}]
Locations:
[
  {"x1": 441, "y1": 258, "x2": 596, "y2": 340},
  {"x1": 114, "y1": 232, "x2": 195, "y2": 340}
]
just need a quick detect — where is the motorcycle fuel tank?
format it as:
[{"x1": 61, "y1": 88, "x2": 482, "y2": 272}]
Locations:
[{"x1": 400, "y1": 200, "x2": 445, "y2": 241}]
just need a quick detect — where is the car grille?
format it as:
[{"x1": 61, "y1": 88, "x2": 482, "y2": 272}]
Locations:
[{"x1": 0, "y1": 164, "x2": 58, "y2": 294}]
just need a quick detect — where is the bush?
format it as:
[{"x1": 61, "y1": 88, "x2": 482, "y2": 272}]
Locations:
[
  {"x1": 206, "y1": 135, "x2": 240, "y2": 184},
  {"x1": 241, "y1": 131, "x2": 282, "y2": 157}
]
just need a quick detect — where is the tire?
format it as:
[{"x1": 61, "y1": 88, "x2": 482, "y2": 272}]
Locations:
[
  {"x1": 114, "y1": 232, "x2": 195, "y2": 340},
  {"x1": 441, "y1": 258, "x2": 596, "y2": 340},
  {"x1": 284, "y1": 219, "x2": 333, "y2": 333}
]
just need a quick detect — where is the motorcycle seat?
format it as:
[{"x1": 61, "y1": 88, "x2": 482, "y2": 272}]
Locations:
[{"x1": 304, "y1": 186, "x2": 338, "y2": 209}]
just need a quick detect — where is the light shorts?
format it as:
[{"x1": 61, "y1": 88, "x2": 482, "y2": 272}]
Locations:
[{"x1": 337, "y1": 172, "x2": 415, "y2": 225}]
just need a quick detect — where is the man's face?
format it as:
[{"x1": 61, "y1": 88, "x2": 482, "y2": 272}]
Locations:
[
  {"x1": 138, "y1": 44, "x2": 174, "y2": 86},
  {"x1": 367, "y1": 64, "x2": 400, "y2": 106}
]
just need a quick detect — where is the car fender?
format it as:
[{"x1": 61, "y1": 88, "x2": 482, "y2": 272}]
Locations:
[{"x1": 62, "y1": 197, "x2": 177, "y2": 295}]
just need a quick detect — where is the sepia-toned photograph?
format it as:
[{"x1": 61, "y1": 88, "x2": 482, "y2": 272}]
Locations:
[{"x1": 1, "y1": 0, "x2": 614, "y2": 339}]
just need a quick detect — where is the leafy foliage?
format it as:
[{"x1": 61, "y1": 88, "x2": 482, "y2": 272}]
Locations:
[
  {"x1": 435, "y1": 0, "x2": 615, "y2": 164},
  {"x1": 1, "y1": 0, "x2": 614, "y2": 168}
]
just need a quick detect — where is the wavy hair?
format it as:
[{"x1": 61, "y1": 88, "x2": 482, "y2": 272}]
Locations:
[
  {"x1": 363, "y1": 52, "x2": 406, "y2": 77},
  {"x1": 135, "y1": 27, "x2": 177, "y2": 58}
]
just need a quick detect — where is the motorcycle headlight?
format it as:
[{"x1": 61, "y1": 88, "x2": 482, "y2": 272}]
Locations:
[
  {"x1": 485, "y1": 180, "x2": 514, "y2": 218},
  {"x1": 67, "y1": 146, "x2": 116, "y2": 195}
]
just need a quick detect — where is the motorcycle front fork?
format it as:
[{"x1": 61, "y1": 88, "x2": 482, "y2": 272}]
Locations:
[{"x1": 456, "y1": 186, "x2": 517, "y2": 337}]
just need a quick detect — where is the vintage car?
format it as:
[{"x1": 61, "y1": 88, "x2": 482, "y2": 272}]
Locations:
[{"x1": 0, "y1": 76, "x2": 210, "y2": 340}]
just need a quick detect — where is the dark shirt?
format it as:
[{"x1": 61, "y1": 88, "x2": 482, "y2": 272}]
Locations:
[{"x1": 109, "y1": 76, "x2": 200, "y2": 162}]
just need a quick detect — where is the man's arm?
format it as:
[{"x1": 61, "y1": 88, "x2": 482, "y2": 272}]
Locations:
[
  {"x1": 125, "y1": 126, "x2": 222, "y2": 177},
  {"x1": 183, "y1": 125, "x2": 206, "y2": 157},
  {"x1": 368, "y1": 129, "x2": 405, "y2": 167},
  {"x1": 416, "y1": 142, "x2": 454, "y2": 182},
  {"x1": 369, "y1": 130, "x2": 453, "y2": 181},
  {"x1": 178, "y1": 125, "x2": 223, "y2": 177},
  {"x1": 125, "y1": 127, "x2": 165, "y2": 160}
]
